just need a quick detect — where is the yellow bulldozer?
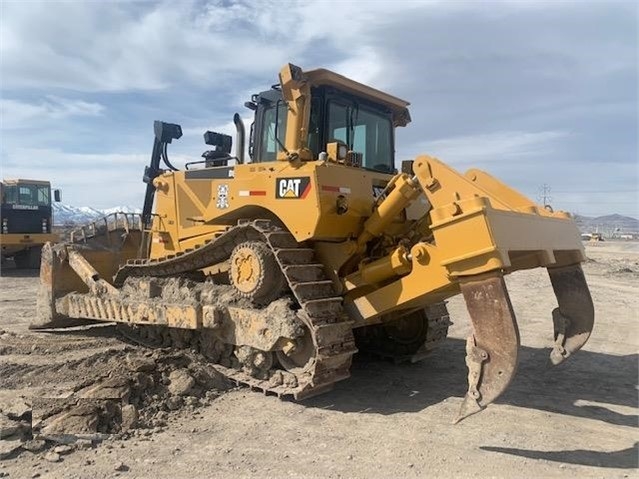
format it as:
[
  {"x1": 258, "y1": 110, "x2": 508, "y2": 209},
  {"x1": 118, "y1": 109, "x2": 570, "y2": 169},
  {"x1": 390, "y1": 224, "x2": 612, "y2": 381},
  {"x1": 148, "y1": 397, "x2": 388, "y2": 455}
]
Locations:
[{"x1": 33, "y1": 64, "x2": 594, "y2": 422}]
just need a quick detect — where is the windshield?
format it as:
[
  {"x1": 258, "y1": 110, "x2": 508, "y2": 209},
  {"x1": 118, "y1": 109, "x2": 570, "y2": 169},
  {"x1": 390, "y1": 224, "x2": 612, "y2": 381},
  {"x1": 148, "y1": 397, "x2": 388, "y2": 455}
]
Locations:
[
  {"x1": 2, "y1": 184, "x2": 50, "y2": 207},
  {"x1": 327, "y1": 101, "x2": 393, "y2": 172}
]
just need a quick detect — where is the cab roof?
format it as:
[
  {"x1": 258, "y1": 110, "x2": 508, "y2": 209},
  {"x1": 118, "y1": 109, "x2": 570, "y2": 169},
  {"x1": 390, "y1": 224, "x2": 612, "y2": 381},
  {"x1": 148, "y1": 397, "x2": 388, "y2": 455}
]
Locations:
[
  {"x1": 304, "y1": 68, "x2": 412, "y2": 127},
  {"x1": 1, "y1": 179, "x2": 51, "y2": 186}
]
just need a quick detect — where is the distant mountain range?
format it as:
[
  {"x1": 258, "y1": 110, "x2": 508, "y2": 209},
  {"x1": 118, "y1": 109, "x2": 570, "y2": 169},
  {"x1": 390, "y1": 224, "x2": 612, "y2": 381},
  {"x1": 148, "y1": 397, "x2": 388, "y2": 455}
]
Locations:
[
  {"x1": 53, "y1": 203, "x2": 141, "y2": 225},
  {"x1": 573, "y1": 213, "x2": 639, "y2": 234}
]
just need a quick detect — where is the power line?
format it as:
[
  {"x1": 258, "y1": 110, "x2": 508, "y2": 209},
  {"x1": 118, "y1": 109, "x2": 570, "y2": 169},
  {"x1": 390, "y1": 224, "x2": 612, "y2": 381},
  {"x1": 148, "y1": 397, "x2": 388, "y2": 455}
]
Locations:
[{"x1": 537, "y1": 184, "x2": 552, "y2": 207}]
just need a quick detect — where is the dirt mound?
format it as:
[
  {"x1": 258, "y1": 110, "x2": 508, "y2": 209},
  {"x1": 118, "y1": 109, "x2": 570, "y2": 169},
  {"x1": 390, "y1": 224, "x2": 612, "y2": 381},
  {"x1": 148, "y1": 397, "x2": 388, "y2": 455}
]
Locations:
[{"x1": 0, "y1": 346, "x2": 233, "y2": 461}]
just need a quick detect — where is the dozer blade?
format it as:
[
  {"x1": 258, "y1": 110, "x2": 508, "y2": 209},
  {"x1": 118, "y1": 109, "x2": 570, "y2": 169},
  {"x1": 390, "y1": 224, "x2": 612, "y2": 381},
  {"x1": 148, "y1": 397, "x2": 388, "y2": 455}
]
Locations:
[
  {"x1": 454, "y1": 273, "x2": 520, "y2": 423},
  {"x1": 32, "y1": 243, "x2": 100, "y2": 330},
  {"x1": 547, "y1": 264, "x2": 594, "y2": 365}
]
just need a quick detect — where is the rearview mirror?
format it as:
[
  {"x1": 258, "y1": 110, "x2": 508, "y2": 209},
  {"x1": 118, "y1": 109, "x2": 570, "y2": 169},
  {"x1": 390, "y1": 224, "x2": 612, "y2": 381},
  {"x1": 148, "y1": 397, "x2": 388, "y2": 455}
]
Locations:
[{"x1": 54, "y1": 189, "x2": 61, "y2": 202}]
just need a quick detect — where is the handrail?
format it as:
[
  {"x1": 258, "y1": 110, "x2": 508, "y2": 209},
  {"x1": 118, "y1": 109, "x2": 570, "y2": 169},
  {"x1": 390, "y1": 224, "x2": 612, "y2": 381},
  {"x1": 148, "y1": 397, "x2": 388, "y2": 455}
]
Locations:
[{"x1": 69, "y1": 212, "x2": 142, "y2": 243}]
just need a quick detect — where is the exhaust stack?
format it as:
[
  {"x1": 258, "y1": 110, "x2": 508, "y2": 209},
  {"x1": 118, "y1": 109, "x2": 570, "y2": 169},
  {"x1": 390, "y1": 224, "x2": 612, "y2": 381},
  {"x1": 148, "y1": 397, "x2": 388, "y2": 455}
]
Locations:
[{"x1": 233, "y1": 113, "x2": 245, "y2": 164}]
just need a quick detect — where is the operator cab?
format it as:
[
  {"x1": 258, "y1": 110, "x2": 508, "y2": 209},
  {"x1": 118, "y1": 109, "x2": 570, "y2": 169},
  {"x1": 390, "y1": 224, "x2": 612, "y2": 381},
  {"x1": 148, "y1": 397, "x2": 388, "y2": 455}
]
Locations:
[
  {"x1": 0, "y1": 179, "x2": 59, "y2": 235},
  {"x1": 246, "y1": 67, "x2": 411, "y2": 174}
]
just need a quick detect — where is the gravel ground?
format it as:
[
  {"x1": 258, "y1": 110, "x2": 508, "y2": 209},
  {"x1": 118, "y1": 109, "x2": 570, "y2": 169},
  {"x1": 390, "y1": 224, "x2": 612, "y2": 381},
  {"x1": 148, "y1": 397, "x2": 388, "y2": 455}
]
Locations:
[{"x1": 0, "y1": 241, "x2": 637, "y2": 479}]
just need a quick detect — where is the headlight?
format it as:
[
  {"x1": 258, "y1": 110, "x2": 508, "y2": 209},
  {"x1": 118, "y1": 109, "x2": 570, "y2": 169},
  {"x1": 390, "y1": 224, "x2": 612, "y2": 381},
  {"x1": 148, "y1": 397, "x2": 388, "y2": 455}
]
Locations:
[{"x1": 338, "y1": 144, "x2": 348, "y2": 160}]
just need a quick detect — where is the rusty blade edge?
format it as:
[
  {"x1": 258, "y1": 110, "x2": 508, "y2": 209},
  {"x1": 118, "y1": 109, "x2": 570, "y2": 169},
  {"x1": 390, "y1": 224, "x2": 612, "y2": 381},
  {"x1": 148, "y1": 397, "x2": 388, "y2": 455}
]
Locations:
[{"x1": 456, "y1": 273, "x2": 521, "y2": 423}]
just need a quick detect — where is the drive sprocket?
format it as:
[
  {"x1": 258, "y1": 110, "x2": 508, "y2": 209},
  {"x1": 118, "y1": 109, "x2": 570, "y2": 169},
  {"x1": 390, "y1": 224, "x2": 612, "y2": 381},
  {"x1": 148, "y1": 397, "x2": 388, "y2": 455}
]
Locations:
[{"x1": 230, "y1": 240, "x2": 286, "y2": 305}]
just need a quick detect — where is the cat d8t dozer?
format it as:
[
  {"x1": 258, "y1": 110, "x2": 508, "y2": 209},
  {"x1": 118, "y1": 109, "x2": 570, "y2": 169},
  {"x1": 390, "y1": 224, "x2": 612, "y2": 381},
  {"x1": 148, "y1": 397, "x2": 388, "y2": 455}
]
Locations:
[{"x1": 34, "y1": 63, "x2": 594, "y2": 422}]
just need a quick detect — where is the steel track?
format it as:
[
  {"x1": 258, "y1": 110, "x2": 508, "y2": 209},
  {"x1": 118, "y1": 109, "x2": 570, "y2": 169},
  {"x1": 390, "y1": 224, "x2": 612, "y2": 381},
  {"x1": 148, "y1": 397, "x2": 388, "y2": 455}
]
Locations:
[{"x1": 114, "y1": 220, "x2": 357, "y2": 399}]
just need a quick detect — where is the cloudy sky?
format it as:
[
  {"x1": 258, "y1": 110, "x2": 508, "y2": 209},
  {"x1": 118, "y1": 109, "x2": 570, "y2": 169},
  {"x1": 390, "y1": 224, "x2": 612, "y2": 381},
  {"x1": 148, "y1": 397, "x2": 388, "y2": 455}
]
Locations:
[{"x1": 1, "y1": 0, "x2": 637, "y2": 217}]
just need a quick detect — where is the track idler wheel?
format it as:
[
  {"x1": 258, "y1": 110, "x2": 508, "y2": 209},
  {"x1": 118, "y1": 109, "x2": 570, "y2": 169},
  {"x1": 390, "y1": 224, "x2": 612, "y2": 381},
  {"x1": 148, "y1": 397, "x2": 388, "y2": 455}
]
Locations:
[
  {"x1": 235, "y1": 346, "x2": 274, "y2": 380},
  {"x1": 455, "y1": 273, "x2": 520, "y2": 423},
  {"x1": 547, "y1": 264, "x2": 594, "y2": 365},
  {"x1": 276, "y1": 317, "x2": 316, "y2": 374}
]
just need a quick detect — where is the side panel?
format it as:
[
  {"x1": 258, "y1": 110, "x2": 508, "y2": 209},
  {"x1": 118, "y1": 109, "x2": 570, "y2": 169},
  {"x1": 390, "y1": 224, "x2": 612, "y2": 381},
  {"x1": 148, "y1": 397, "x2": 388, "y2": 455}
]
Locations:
[
  {"x1": 149, "y1": 161, "x2": 398, "y2": 259},
  {"x1": 1, "y1": 233, "x2": 59, "y2": 257}
]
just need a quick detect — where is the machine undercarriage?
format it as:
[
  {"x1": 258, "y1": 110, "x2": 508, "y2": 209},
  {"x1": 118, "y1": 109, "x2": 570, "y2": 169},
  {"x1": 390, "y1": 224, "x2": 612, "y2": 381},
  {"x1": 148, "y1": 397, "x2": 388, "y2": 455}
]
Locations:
[{"x1": 36, "y1": 217, "x2": 451, "y2": 401}]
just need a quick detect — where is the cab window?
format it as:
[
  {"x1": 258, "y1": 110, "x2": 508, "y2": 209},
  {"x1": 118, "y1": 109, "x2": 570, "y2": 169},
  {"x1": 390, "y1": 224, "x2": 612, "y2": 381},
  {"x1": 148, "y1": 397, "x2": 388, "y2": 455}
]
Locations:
[
  {"x1": 8, "y1": 185, "x2": 51, "y2": 206},
  {"x1": 259, "y1": 101, "x2": 288, "y2": 162},
  {"x1": 37, "y1": 186, "x2": 50, "y2": 205},
  {"x1": 326, "y1": 101, "x2": 393, "y2": 172},
  {"x1": 3, "y1": 186, "x2": 18, "y2": 205}
]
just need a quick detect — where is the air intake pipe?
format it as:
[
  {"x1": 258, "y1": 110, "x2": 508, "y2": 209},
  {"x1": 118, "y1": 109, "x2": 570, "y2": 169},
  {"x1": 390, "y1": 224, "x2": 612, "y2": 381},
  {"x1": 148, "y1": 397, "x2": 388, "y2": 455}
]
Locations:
[{"x1": 233, "y1": 113, "x2": 245, "y2": 164}]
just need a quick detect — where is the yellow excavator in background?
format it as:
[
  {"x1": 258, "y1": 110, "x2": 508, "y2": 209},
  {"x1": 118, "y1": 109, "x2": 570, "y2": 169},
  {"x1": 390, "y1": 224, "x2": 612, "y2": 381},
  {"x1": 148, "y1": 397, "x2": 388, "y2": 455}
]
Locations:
[{"x1": 33, "y1": 64, "x2": 594, "y2": 422}]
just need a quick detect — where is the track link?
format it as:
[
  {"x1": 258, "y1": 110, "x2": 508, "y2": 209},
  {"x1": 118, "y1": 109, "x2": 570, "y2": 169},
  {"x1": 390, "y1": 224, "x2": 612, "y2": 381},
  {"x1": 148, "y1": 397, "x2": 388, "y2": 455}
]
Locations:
[{"x1": 114, "y1": 220, "x2": 357, "y2": 399}]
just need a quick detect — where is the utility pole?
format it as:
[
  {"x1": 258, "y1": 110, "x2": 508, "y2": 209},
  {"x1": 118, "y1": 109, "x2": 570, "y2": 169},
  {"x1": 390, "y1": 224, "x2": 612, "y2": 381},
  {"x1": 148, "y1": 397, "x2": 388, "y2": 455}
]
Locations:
[{"x1": 538, "y1": 184, "x2": 552, "y2": 208}]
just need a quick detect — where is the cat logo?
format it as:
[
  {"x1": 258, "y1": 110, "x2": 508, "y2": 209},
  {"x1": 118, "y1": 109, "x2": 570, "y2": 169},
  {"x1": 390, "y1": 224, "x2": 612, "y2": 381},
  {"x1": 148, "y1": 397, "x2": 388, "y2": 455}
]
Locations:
[{"x1": 276, "y1": 177, "x2": 311, "y2": 199}]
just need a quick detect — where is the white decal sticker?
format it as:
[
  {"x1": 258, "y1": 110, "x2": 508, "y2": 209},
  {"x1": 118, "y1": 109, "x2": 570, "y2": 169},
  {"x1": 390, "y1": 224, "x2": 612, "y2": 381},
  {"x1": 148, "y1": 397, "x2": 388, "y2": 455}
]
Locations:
[{"x1": 216, "y1": 184, "x2": 229, "y2": 209}]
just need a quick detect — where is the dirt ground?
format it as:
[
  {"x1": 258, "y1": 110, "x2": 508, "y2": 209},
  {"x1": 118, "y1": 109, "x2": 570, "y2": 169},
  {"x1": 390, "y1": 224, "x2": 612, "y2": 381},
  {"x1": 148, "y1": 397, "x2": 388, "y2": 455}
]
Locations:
[{"x1": 0, "y1": 241, "x2": 637, "y2": 479}]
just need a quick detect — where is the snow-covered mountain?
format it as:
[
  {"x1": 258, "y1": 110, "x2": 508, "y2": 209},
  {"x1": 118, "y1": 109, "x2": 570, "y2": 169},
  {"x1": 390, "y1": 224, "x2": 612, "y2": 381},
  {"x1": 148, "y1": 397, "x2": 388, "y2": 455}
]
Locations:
[
  {"x1": 101, "y1": 205, "x2": 143, "y2": 216},
  {"x1": 53, "y1": 203, "x2": 141, "y2": 226}
]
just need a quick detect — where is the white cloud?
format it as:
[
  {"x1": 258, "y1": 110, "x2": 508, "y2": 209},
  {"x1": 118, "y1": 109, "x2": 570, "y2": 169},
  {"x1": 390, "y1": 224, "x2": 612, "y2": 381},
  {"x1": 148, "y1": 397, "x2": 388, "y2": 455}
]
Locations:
[
  {"x1": 2, "y1": 147, "x2": 144, "y2": 169},
  {"x1": 329, "y1": 47, "x2": 386, "y2": 88},
  {"x1": 0, "y1": 0, "x2": 438, "y2": 93},
  {"x1": 0, "y1": 97, "x2": 104, "y2": 129},
  {"x1": 405, "y1": 130, "x2": 570, "y2": 164},
  {"x1": 0, "y1": 147, "x2": 147, "y2": 208},
  {"x1": 0, "y1": 1, "x2": 288, "y2": 91}
]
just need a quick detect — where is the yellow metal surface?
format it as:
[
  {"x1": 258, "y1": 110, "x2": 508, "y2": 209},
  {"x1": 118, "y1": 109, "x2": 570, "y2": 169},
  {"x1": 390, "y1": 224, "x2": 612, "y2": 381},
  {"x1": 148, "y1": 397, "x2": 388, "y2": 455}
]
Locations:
[
  {"x1": 342, "y1": 155, "x2": 585, "y2": 322},
  {"x1": 62, "y1": 293, "x2": 201, "y2": 329},
  {"x1": 278, "y1": 64, "x2": 313, "y2": 162},
  {"x1": 356, "y1": 174, "x2": 421, "y2": 249},
  {"x1": 1, "y1": 233, "x2": 58, "y2": 246},
  {"x1": 345, "y1": 242, "x2": 458, "y2": 325},
  {"x1": 147, "y1": 160, "x2": 403, "y2": 259},
  {"x1": 357, "y1": 246, "x2": 412, "y2": 286},
  {"x1": 1, "y1": 233, "x2": 59, "y2": 256},
  {"x1": 66, "y1": 249, "x2": 119, "y2": 295}
]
